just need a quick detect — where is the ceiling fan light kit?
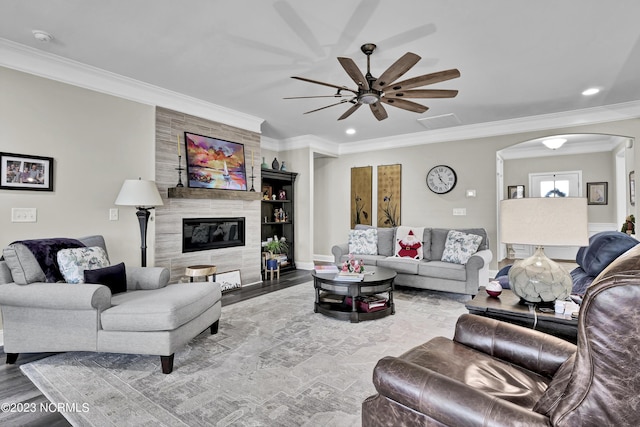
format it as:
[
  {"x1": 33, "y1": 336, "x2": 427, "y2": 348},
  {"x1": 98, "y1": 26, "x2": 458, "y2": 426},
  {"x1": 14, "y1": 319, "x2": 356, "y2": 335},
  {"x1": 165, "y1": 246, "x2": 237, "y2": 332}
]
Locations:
[{"x1": 287, "y1": 43, "x2": 460, "y2": 121}]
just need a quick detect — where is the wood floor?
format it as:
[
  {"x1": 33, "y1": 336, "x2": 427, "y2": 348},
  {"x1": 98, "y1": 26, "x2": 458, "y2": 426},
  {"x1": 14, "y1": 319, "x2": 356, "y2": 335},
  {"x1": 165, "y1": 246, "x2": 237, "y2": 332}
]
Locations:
[{"x1": 0, "y1": 269, "x2": 314, "y2": 426}]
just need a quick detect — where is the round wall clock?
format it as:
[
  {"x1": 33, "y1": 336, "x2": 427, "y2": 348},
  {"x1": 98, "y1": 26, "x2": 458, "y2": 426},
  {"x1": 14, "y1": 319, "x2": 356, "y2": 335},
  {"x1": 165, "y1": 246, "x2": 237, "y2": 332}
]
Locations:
[{"x1": 426, "y1": 165, "x2": 457, "y2": 194}]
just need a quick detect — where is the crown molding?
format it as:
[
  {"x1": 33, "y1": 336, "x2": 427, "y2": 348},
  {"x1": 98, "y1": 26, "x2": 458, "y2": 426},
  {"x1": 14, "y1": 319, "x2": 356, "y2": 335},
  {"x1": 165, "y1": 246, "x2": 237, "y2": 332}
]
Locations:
[
  {"x1": 0, "y1": 38, "x2": 264, "y2": 133},
  {"x1": 337, "y1": 101, "x2": 640, "y2": 155}
]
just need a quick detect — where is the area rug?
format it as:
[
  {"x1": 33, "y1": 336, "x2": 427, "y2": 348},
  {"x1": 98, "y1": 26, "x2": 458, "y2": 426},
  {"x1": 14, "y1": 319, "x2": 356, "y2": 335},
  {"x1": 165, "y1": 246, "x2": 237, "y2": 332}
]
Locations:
[{"x1": 21, "y1": 283, "x2": 469, "y2": 427}]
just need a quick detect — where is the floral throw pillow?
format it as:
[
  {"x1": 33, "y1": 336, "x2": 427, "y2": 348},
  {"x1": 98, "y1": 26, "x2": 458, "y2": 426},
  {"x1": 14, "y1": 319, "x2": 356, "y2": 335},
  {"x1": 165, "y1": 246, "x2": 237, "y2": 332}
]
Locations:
[
  {"x1": 441, "y1": 230, "x2": 483, "y2": 265},
  {"x1": 348, "y1": 228, "x2": 378, "y2": 255},
  {"x1": 57, "y1": 246, "x2": 110, "y2": 284}
]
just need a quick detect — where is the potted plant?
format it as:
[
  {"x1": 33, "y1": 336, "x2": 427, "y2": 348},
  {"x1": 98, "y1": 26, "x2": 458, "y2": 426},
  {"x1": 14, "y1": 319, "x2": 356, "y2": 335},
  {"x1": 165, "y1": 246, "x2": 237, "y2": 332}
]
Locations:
[{"x1": 264, "y1": 237, "x2": 288, "y2": 270}]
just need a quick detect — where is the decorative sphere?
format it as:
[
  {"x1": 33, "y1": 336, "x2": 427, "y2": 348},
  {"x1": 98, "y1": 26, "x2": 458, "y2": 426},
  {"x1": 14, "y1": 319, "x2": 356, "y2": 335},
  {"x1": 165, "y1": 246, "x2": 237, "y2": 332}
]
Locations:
[{"x1": 486, "y1": 281, "x2": 503, "y2": 297}]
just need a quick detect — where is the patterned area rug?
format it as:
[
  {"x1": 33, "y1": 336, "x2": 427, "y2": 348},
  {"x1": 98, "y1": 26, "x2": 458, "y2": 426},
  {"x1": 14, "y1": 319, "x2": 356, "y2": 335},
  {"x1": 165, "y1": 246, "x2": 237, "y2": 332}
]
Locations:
[{"x1": 21, "y1": 283, "x2": 469, "y2": 426}]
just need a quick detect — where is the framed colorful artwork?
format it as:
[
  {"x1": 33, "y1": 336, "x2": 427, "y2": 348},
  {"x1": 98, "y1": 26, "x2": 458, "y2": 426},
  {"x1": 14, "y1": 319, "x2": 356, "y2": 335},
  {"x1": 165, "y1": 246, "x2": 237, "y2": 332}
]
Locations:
[{"x1": 184, "y1": 132, "x2": 247, "y2": 190}]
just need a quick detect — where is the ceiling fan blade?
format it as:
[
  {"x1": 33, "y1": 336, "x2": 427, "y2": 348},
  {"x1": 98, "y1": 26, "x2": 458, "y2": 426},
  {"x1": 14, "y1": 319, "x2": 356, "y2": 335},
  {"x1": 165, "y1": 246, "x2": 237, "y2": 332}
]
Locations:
[
  {"x1": 274, "y1": 1, "x2": 324, "y2": 57},
  {"x1": 330, "y1": 0, "x2": 380, "y2": 57},
  {"x1": 370, "y1": 102, "x2": 388, "y2": 121},
  {"x1": 381, "y1": 98, "x2": 429, "y2": 113},
  {"x1": 338, "y1": 103, "x2": 362, "y2": 120},
  {"x1": 303, "y1": 99, "x2": 351, "y2": 114},
  {"x1": 373, "y1": 52, "x2": 421, "y2": 89},
  {"x1": 385, "y1": 89, "x2": 459, "y2": 99},
  {"x1": 284, "y1": 94, "x2": 352, "y2": 99},
  {"x1": 381, "y1": 69, "x2": 460, "y2": 92},
  {"x1": 291, "y1": 76, "x2": 358, "y2": 94},
  {"x1": 337, "y1": 57, "x2": 369, "y2": 89}
]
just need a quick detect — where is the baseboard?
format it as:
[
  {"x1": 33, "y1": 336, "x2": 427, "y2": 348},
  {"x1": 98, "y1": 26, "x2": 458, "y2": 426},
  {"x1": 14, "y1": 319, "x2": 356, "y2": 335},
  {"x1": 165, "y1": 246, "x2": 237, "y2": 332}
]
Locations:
[
  {"x1": 313, "y1": 254, "x2": 334, "y2": 263},
  {"x1": 296, "y1": 261, "x2": 315, "y2": 270}
]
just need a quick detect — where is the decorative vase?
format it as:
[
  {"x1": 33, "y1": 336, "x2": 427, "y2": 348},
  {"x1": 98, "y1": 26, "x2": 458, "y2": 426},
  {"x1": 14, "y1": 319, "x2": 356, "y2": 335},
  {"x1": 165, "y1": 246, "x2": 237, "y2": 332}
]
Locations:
[
  {"x1": 280, "y1": 161, "x2": 287, "y2": 171},
  {"x1": 261, "y1": 157, "x2": 269, "y2": 169},
  {"x1": 266, "y1": 258, "x2": 278, "y2": 271},
  {"x1": 272, "y1": 157, "x2": 280, "y2": 170}
]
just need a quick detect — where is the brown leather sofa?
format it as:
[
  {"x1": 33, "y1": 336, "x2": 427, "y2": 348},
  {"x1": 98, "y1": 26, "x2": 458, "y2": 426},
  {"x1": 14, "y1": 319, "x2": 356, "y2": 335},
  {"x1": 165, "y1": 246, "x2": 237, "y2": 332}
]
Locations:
[{"x1": 362, "y1": 244, "x2": 640, "y2": 426}]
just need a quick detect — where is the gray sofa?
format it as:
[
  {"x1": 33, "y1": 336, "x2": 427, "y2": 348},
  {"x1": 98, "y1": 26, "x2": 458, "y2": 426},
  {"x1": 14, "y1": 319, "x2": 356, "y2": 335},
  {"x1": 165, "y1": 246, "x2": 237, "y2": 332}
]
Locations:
[
  {"x1": 0, "y1": 235, "x2": 222, "y2": 374},
  {"x1": 332, "y1": 225, "x2": 492, "y2": 296}
]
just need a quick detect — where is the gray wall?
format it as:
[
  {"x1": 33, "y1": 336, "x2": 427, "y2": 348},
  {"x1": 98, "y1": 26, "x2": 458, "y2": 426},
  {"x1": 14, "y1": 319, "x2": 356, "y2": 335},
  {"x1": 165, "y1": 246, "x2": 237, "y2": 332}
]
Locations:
[
  {"x1": 0, "y1": 66, "x2": 156, "y2": 265},
  {"x1": 504, "y1": 151, "x2": 616, "y2": 223},
  {"x1": 312, "y1": 121, "x2": 640, "y2": 269}
]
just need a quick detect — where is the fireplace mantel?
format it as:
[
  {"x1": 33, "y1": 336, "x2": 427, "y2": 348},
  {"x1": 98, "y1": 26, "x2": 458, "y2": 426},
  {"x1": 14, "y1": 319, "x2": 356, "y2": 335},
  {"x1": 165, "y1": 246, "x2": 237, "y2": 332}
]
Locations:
[{"x1": 168, "y1": 187, "x2": 262, "y2": 201}]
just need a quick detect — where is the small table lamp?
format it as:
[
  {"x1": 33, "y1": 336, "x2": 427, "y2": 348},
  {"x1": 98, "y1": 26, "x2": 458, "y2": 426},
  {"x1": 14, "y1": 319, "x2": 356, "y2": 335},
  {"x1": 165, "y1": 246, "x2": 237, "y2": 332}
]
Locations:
[
  {"x1": 500, "y1": 197, "x2": 589, "y2": 304},
  {"x1": 115, "y1": 178, "x2": 164, "y2": 267}
]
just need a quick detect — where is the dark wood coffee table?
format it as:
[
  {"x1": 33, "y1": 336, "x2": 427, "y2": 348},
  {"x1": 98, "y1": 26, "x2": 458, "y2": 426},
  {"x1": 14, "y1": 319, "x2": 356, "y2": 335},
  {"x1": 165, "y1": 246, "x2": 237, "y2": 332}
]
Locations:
[
  {"x1": 312, "y1": 266, "x2": 396, "y2": 323},
  {"x1": 466, "y1": 288, "x2": 578, "y2": 343}
]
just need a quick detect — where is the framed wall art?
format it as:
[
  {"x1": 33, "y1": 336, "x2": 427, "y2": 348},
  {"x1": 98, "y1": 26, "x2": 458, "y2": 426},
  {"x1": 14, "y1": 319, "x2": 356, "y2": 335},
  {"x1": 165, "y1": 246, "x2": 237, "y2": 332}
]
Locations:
[
  {"x1": 351, "y1": 166, "x2": 372, "y2": 228},
  {"x1": 507, "y1": 185, "x2": 525, "y2": 199},
  {"x1": 0, "y1": 152, "x2": 54, "y2": 191},
  {"x1": 184, "y1": 132, "x2": 247, "y2": 190},
  {"x1": 587, "y1": 182, "x2": 608, "y2": 205},
  {"x1": 212, "y1": 269, "x2": 242, "y2": 292},
  {"x1": 377, "y1": 164, "x2": 401, "y2": 227}
]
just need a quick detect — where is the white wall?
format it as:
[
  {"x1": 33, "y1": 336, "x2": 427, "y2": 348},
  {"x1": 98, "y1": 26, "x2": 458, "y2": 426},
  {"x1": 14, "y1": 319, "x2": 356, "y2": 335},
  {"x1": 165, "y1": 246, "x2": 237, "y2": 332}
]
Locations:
[{"x1": 0, "y1": 67, "x2": 156, "y2": 265}]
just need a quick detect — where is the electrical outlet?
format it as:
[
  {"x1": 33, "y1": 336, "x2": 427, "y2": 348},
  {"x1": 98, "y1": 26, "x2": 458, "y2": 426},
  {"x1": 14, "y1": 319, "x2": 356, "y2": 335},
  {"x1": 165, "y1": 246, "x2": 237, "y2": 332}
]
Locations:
[
  {"x1": 109, "y1": 208, "x2": 119, "y2": 221},
  {"x1": 12, "y1": 208, "x2": 37, "y2": 222},
  {"x1": 453, "y1": 208, "x2": 466, "y2": 216}
]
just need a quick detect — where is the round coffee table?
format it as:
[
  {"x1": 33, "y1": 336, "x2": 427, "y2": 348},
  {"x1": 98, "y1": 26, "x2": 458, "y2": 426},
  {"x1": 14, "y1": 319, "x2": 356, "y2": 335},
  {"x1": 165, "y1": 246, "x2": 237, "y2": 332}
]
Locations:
[{"x1": 312, "y1": 266, "x2": 397, "y2": 323}]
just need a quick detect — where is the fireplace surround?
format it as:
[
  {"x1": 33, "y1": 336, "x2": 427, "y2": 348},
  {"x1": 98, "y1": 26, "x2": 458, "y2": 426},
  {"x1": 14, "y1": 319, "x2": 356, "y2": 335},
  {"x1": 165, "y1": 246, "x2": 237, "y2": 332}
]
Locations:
[{"x1": 183, "y1": 217, "x2": 245, "y2": 253}]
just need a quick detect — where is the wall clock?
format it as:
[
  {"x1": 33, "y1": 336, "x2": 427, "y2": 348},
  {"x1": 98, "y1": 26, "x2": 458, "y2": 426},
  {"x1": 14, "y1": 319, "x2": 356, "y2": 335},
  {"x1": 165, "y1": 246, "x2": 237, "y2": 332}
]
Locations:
[{"x1": 426, "y1": 165, "x2": 457, "y2": 194}]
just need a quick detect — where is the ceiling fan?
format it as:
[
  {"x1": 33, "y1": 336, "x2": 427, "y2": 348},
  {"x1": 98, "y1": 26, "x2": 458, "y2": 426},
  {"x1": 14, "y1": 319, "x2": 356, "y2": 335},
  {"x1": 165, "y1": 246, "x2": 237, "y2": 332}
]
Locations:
[{"x1": 285, "y1": 43, "x2": 460, "y2": 121}]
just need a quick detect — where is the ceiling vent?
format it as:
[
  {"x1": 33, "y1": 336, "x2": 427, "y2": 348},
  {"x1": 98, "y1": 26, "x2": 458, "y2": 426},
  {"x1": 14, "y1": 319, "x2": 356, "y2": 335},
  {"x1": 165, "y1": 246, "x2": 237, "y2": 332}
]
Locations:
[{"x1": 417, "y1": 113, "x2": 462, "y2": 130}]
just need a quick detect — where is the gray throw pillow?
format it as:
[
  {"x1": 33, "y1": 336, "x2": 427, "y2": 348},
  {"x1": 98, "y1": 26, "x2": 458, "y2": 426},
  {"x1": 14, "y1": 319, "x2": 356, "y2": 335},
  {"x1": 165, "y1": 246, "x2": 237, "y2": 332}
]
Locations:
[{"x1": 2, "y1": 244, "x2": 46, "y2": 285}]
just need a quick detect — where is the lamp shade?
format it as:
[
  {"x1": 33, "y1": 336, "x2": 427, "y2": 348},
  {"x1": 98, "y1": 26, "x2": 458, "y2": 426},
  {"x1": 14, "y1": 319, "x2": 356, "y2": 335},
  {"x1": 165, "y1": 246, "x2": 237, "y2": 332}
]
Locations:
[
  {"x1": 500, "y1": 197, "x2": 589, "y2": 303},
  {"x1": 500, "y1": 197, "x2": 589, "y2": 247},
  {"x1": 115, "y1": 179, "x2": 164, "y2": 208}
]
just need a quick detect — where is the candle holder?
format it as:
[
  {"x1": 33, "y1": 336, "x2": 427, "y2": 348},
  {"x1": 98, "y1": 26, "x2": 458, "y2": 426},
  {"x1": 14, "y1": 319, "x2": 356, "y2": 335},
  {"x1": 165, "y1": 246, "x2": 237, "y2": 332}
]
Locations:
[
  {"x1": 249, "y1": 165, "x2": 256, "y2": 192},
  {"x1": 176, "y1": 155, "x2": 184, "y2": 187}
]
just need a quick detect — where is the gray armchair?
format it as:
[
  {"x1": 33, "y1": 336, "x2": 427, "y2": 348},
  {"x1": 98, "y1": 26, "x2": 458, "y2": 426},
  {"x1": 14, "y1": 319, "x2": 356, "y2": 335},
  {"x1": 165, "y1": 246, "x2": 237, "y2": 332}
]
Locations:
[
  {"x1": 363, "y1": 244, "x2": 640, "y2": 426},
  {"x1": 0, "y1": 235, "x2": 222, "y2": 373}
]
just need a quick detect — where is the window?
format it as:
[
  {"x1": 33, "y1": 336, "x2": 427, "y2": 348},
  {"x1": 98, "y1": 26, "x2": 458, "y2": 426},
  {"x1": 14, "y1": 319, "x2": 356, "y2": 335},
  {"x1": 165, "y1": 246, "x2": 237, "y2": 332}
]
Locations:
[{"x1": 530, "y1": 171, "x2": 582, "y2": 198}]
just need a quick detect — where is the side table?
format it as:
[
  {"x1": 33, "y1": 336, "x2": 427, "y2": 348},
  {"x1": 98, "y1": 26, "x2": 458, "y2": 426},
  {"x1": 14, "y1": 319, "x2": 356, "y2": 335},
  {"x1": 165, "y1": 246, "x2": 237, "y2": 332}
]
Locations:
[
  {"x1": 185, "y1": 265, "x2": 217, "y2": 282},
  {"x1": 466, "y1": 287, "x2": 578, "y2": 343}
]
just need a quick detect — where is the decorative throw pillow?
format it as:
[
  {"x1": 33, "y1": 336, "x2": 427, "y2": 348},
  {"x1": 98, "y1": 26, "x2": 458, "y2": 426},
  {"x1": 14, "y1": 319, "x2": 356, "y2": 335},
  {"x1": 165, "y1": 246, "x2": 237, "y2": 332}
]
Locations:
[
  {"x1": 57, "y1": 246, "x2": 110, "y2": 284},
  {"x1": 394, "y1": 226, "x2": 424, "y2": 260},
  {"x1": 441, "y1": 230, "x2": 483, "y2": 265},
  {"x1": 84, "y1": 262, "x2": 127, "y2": 294},
  {"x1": 348, "y1": 228, "x2": 378, "y2": 255}
]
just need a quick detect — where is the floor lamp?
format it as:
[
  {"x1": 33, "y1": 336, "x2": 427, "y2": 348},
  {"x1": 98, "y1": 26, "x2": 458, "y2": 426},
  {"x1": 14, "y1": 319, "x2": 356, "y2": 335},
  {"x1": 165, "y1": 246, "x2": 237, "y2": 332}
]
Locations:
[
  {"x1": 115, "y1": 179, "x2": 164, "y2": 267},
  {"x1": 500, "y1": 197, "x2": 589, "y2": 304}
]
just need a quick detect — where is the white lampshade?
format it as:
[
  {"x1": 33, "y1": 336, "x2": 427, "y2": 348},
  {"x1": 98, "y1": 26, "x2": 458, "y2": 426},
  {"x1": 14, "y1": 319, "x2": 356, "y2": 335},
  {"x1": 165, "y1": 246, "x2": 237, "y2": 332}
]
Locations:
[
  {"x1": 115, "y1": 179, "x2": 164, "y2": 208},
  {"x1": 500, "y1": 197, "x2": 589, "y2": 303},
  {"x1": 500, "y1": 197, "x2": 589, "y2": 247}
]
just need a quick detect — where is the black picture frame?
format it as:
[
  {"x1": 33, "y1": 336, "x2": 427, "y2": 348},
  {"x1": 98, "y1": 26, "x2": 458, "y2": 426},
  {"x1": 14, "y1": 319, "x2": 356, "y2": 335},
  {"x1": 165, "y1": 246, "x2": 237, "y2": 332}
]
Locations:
[
  {"x1": 0, "y1": 152, "x2": 54, "y2": 191},
  {"x1": 507, "y1": 185, "x2": 525, "y2": 199},
  {"x1": 587, "y1": 182, "x2": 608, "y2": 205}
]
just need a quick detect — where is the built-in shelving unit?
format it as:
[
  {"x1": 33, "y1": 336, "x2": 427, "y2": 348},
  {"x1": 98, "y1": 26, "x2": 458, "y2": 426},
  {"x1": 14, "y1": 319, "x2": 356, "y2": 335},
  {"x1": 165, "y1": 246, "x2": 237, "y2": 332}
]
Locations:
[{"x1": 261, "y1": 169, "x2": 297, "y2": 274}]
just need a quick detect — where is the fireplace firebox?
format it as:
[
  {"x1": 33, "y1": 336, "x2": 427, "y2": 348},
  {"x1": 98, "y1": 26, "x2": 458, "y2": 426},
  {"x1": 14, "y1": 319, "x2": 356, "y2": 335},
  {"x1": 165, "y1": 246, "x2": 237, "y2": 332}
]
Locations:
[{"x1": 182, "y1": 217, "x2": 245, "y2": 253}]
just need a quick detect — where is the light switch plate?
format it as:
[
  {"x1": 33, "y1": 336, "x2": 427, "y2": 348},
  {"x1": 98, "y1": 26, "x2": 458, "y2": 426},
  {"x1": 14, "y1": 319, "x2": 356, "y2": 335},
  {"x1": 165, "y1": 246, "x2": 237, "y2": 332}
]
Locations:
[
  {"x1": 109, "y1": 208, "x2": 119, "y2": 221},
  {"x1": 12, "y1": 207, "x2": 37, "y2": 222}
]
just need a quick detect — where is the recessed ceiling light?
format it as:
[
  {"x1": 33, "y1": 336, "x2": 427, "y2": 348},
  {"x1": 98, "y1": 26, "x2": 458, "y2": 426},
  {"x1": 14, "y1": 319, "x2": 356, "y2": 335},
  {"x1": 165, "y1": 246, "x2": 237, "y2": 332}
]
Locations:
[
  {"x1": 582, "y1": 88, "x2": 600, "y2": 96},
  {"x1": 542, "y1": 138, "x2": 567, "y2": 150},
  {"x1": 346, "y1": 128, "x2": 356, "y2": 135},
  {"x1": 32, "y1": 30, "x2": 54, "y2": 42}
]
